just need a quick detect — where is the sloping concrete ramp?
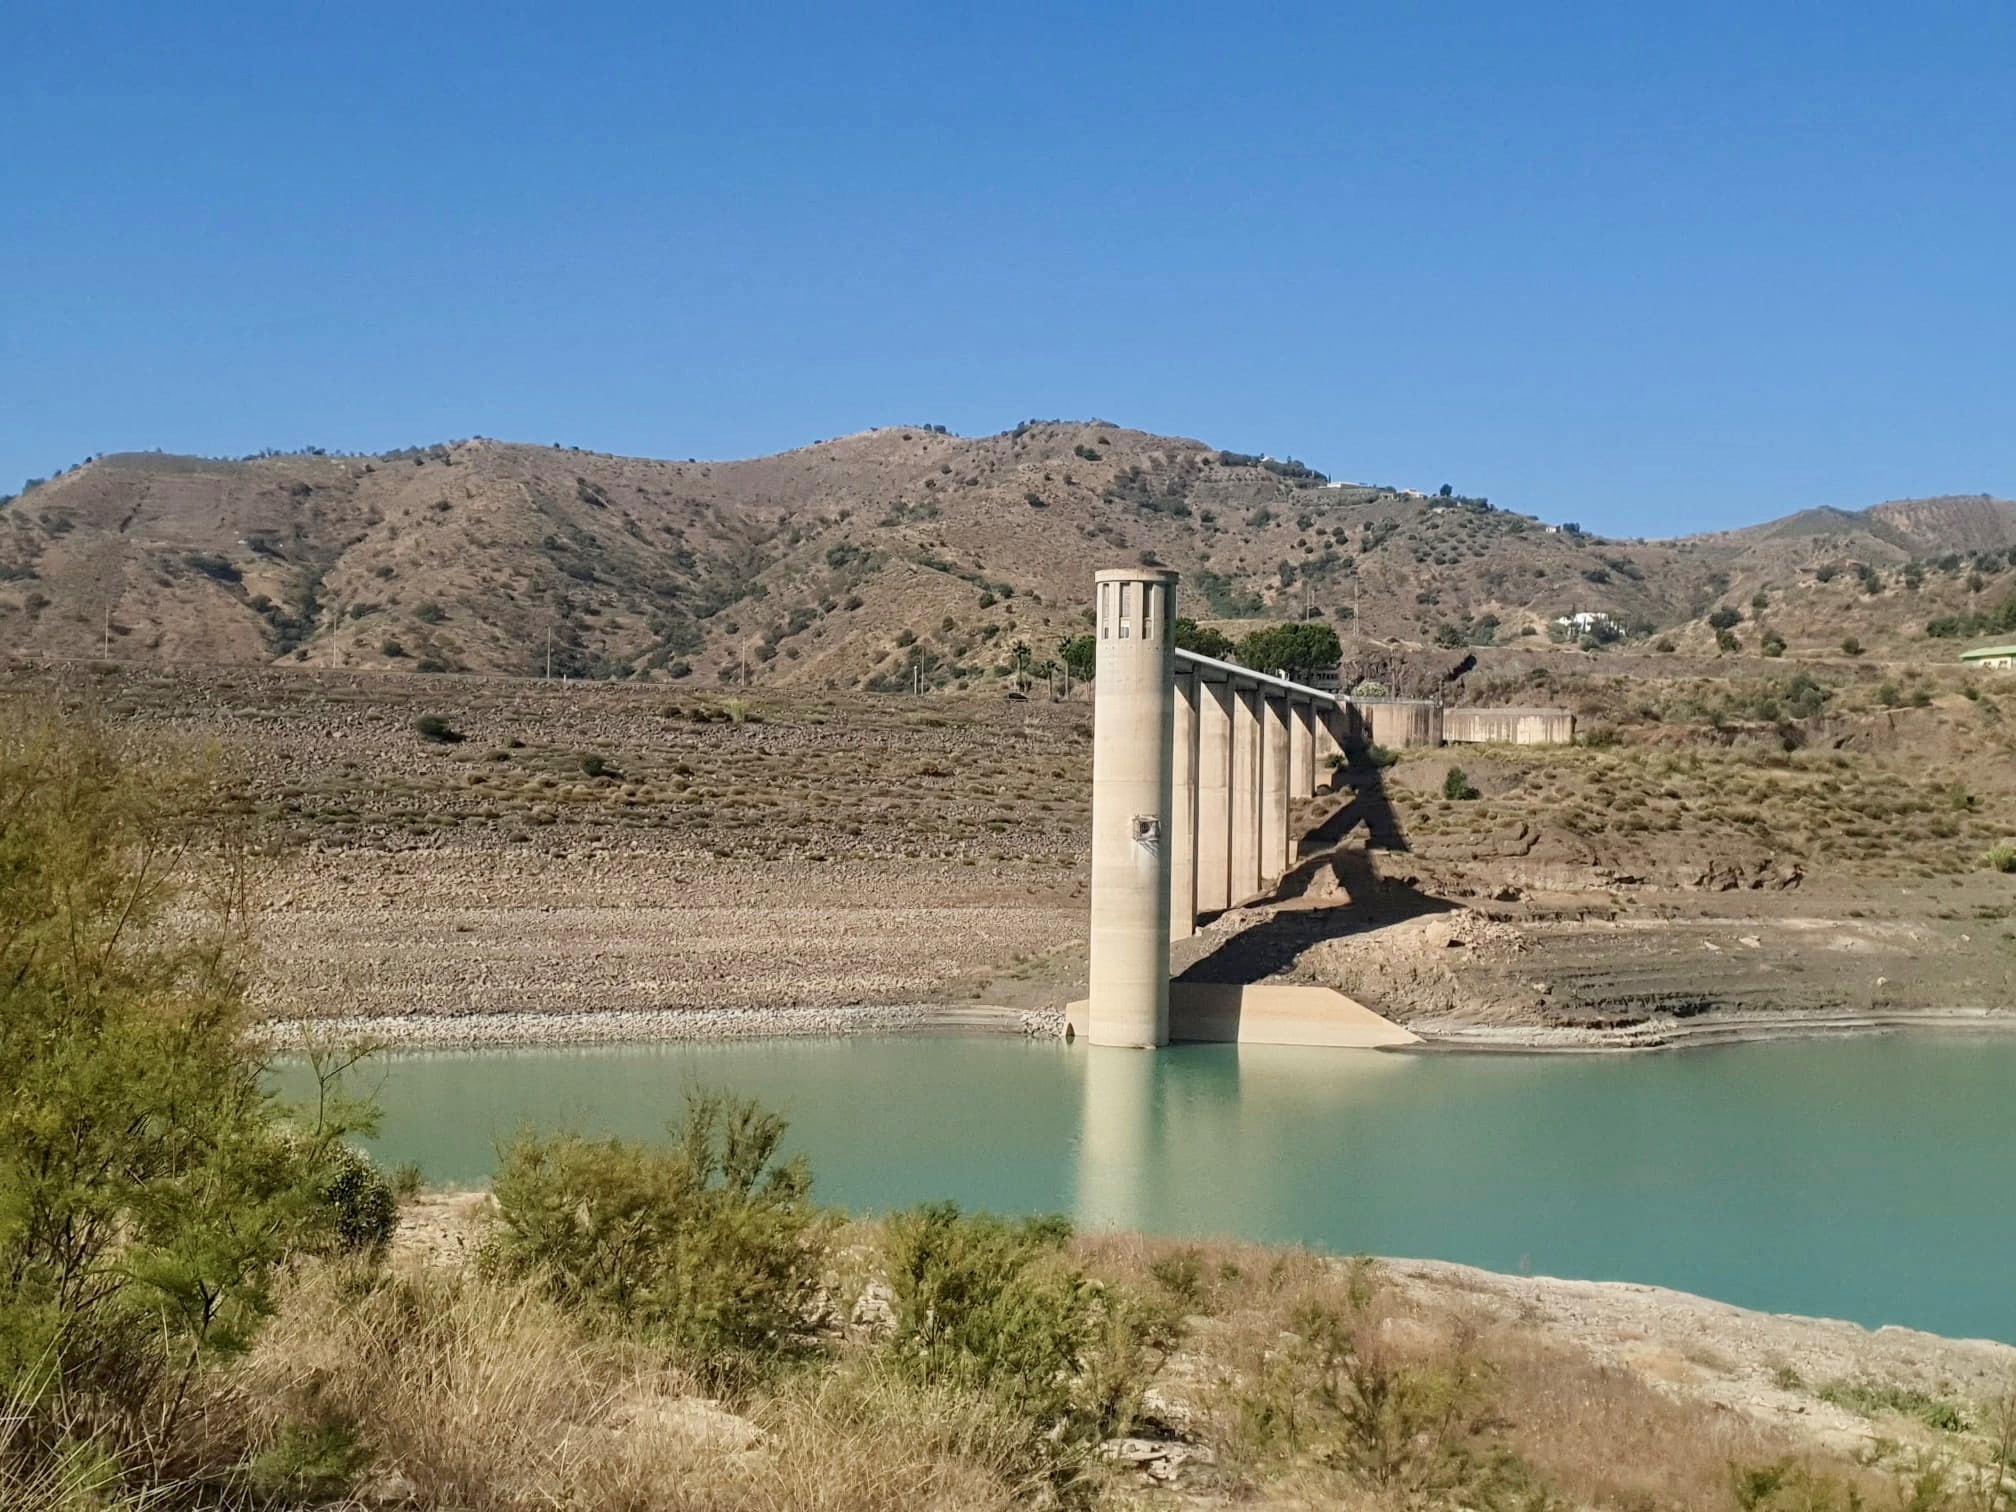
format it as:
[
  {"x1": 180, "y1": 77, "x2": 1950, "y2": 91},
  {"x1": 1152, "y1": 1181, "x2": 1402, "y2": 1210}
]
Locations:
[{"x1": 1067, "y1": 984, "x2": 1419, "y2": 1049}]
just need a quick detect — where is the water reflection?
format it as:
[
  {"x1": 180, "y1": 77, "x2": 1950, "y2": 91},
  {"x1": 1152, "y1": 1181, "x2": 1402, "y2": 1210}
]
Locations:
[{"x1": 1072, "y1": 1043, "x2": 1417, "y2": 1239}]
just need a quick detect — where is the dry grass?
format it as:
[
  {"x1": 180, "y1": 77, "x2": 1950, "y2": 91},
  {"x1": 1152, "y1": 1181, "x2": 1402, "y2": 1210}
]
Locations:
[
  {"x1": 240, "y1": 1262, "x2": 1061, "y2": 1511},
  {"x1": 1071, "y1": 1233, "x2": 1909, "y2": 1511}
]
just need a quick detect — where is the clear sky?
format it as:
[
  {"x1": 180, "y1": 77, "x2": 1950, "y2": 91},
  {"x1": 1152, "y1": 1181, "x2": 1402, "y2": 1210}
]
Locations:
[{"x1": 5, "y1": 2, "x2": 2011, "y2": 535}]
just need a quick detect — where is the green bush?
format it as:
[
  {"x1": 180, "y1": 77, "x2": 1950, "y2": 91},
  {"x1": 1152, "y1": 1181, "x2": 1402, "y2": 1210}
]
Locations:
[
  {"x1": 1442, "y1": 766, "x2": 1480, "y2": 800},
  {"x1": 1985, "y1": 842, "x2": 2016, "y2": 874},
  {"x1": 413, "y1": 713, "x2": 462, "y2": 743},
  {"x1": 1226, "y1": 1265, "x2": 1526, "y2": 1502},
  {"x1": 1362, "y1": 743, "x2": 1400, "y2": 769},
  {"x1": 0, "y1": 714, "x2": 377, "y2": 1470},
  {"x1": 882, "y1": 1202, "x2": 1119, "y2": 1437},
  {"x1": 1840, "y1": 636, "x2": 1863, "y2": 657},
  {"x1": 482, "y1": 1092, "x2": 825, "y2": 1373},
  {"x1": 318, "y1": 1144, "x2": 399, "y2": 1258}
]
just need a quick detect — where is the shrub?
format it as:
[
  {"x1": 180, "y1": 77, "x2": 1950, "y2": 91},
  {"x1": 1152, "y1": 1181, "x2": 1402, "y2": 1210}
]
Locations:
[
  {"x1": 1841, "y1": 636, "x2": 1863, "y2": 657},
  {"x1": 0, "y1": 713, "x2": 377, "y2": 1474},
  {"x1": 1707, "y1": 606, "x2": 1742, "y2": 631},
  {"x1": 482, "y1": 1092, "x2": 825, "y2": 1373},
  {"x1": 413, "y1": 714, "x2": 462, "y2": 743},
  {"x1": 318, "y1": 1144, "x2": 399, "y2": 1258},
  {"x1": 1761, "y1": 632, "x2": 1787, "y2": 658},
  {"x1": 184, "y1": 551, "x2": 241, "y2": 583},
  {"x1": 1654, "y1": 637, "x2": 1677, "y2": 653},
  {"x1": 1362, "y1": 743, "x2": 1400, "y2": 769},
  {"x1": 882, "y1": 1203, "x2": 1134, "y2": 1448},
  {"x1": 1442, "y1": 766, "x2": 1480, "y2": 800},
  {"x1": 1222, "y1": 1262, "x2": 1523, "y2": 1502},
  {"x1": 1985, "y1": 842, "x2": 2016, "y2": 874},
  {"x1": 579, "y1": 753, "x2": 615, "y2": 778}
]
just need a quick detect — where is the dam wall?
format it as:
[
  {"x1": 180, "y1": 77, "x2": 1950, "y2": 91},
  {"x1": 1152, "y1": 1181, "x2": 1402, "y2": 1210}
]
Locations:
[
  {"x1": 1444, "y1": 706, "x2": 1577, "y2": 746},
  {"x1": 1357, "y1": 698, "x2": 1443, "y2": 750}
]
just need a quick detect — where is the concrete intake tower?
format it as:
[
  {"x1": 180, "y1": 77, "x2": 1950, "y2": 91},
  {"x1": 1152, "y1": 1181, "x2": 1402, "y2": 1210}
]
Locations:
[{"x1": 1086, "y1": 568, "x2": 1178, "y2": 1047}]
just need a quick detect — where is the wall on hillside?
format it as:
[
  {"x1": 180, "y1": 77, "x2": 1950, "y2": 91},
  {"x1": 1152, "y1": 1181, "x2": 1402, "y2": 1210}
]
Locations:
[
  {"x1": 1445, "y1": 707, "x2": 1576, "y2": 746},
  {"x1": 1358, "y1": 699, "x2": 1443, "y2": 749}
]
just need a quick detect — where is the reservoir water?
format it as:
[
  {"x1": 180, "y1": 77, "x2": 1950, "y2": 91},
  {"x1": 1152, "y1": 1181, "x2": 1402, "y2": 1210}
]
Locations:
[{"x1": 274, "y1": 1034, "x2": 2016, "y2": 1343}]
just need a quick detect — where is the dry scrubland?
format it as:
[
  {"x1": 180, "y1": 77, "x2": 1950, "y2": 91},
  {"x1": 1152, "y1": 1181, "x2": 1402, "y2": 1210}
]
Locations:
[
  {"x1": 8, "y1": 652, "x2": 2016, "y2": 1046},
  {"x1": 184, "y1": 1189, "x2": 2016, "y2": 1512}
]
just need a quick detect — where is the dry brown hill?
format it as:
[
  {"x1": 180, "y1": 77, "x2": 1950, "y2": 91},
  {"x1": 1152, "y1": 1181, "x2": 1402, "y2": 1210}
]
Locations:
[{"x1": 2, "y1": 424, "x2": 2009, "y2": 687}]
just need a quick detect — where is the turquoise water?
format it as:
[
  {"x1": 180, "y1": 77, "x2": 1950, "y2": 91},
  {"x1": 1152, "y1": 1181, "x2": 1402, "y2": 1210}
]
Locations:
[{"x1": 272, "y1": 1034, "x2": 2016, "y2": 1342}]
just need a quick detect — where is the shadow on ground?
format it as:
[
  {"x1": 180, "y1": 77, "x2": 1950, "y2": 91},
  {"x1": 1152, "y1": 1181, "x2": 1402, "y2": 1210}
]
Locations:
[{"x1": 1177, "y1": 751, "x2": 1454, "y2": 986}]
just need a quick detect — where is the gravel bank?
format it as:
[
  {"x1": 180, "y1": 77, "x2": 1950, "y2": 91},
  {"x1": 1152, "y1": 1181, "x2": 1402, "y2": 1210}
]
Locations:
[{"x1": 259, "y1": 1002, "x2": 941, "y2": 1050}]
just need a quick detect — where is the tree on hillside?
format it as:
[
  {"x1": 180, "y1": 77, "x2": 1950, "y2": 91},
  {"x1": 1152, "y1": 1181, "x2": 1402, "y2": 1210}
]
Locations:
[
  {"x1": 1172, "y1": 617, "x2": 1235, "y2": 660},
  {"x1": 1058, "y1": 635, "x2": 1096, "y2": 683},
  {"x1": 1237, "y1": 622, "x2": 1342, "y2": 679}
]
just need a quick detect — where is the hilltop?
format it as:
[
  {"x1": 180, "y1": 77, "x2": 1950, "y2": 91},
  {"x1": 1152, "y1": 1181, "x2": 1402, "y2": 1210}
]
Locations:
[{"x1": 2, "y1": 423, "x2": 2012, "y2": 685}]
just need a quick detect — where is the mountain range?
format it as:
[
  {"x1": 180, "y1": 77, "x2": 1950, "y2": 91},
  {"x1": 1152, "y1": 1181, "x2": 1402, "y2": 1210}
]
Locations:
[{"x1": 3, "y1": 421, "x2": 2012, "y2": 686}]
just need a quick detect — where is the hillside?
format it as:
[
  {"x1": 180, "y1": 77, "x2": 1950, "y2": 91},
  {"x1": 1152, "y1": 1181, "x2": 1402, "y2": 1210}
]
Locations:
[{"x1": 2, "y1": 425, "x2": 2011, "y2": 687}]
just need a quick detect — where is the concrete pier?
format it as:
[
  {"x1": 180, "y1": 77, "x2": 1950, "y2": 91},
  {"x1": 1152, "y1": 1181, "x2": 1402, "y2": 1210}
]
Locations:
[
  {"x1": 1170, "y1": 669, "x2": 1198, "y2": 940},
  {"x1": 1260, "y1": 694, "x2": 1291, "y2": 882},
  {"x1": 1194, "y1": 677, "x2": 1234, "y2": 916},
  {"x1": 1289, "y1": 700, "x2": 1314, "y2": 801},
  {"x1": 1086, "y1": 568, "x2": 1177, "y2": 1048},
  {"x1": 1229, "y1": 686, "x2": 1263, "y2": 904},
  {"x1": 1314, "y1": 702, "x2": 1344, "y2": 781}
]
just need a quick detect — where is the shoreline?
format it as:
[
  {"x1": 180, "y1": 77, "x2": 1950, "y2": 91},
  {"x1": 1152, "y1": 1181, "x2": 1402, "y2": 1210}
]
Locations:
[{"x1": 258, "y1": 1000, "x2": 2015, "y2": 1054}]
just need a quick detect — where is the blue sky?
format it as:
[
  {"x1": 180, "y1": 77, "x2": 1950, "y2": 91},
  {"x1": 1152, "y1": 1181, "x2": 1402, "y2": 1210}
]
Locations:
[{"x1": 4, "y1": 2, "x2": 2010, "y2": 534}]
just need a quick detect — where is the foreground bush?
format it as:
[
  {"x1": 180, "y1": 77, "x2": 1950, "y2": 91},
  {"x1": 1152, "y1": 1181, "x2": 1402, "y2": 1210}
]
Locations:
[
  {"x1": 482, "y1": 1092, "x2": 826, "y2": 1375},
  {"x1": 882, "y1": 1200, "x2": 1155, "y2": 1482},
  {"x1": 0, "y1": 711, "x2": 379, "y2": 1482}
]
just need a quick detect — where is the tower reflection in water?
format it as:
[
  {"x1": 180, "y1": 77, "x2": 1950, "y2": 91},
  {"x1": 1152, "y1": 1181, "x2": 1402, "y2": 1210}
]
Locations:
[{"x1": 1070, "y1": 1042, "x2": 1415, "y2": 1242}]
